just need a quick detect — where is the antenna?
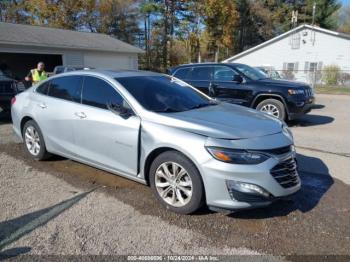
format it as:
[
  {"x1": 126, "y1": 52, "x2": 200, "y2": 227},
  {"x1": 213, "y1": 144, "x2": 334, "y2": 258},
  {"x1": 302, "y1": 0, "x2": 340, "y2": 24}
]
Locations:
[
  {"x1": 291, "y1": 10, "x2": 298, "y2": 28},
  {"x1": 290, "y1": 10, "x2": 300, "y2": 49},
  {"x1": 312, "y1": 2, "x2": 316, "y2": 26}
]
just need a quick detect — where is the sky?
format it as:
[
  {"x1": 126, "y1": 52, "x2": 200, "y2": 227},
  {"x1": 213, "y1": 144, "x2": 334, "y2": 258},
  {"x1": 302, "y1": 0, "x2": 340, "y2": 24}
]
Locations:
[{"x1": 341, "y1": 0, "x2": 350, "y2": 5}]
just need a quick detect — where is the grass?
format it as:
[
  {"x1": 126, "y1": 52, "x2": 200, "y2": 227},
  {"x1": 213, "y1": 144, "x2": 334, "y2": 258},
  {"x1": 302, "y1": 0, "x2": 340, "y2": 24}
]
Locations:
[{"x1": 314, "y1": 85, "x2": 350, "y2": 95}]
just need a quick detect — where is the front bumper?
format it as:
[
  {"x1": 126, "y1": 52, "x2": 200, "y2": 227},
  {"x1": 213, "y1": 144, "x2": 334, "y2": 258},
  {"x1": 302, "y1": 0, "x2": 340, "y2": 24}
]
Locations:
[
  {"x1": 287, "y1": 95, "x2": 315, "y2": 120},
  {"x1": 200, "y1": 151, "x2": 301, "y2": 210}
]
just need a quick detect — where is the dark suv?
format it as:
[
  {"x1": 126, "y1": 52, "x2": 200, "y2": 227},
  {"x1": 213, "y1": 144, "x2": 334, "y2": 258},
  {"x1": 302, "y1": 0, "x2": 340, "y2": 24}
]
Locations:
[{"x1": 168, "y1": 63, "x2": 315, "y2": 120}]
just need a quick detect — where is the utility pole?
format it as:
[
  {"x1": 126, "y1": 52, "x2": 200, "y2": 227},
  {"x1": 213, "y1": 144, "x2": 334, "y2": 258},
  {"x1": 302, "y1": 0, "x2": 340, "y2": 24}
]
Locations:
[
  {"x1": 311, "y1": 2, "x2": 316, "y2": 45},
  {"x1": 196, "y1": 16, "x2": 201, "y2": 63},
  {"x1": 311, "y1": 1, "x2": 317, "y2": 86},
  {"x1": 291, "y1": 10, "x2": 298, "y2": 28},
  {"x1": 290, "y1": 10, "x2": 299, "y2": 49}
]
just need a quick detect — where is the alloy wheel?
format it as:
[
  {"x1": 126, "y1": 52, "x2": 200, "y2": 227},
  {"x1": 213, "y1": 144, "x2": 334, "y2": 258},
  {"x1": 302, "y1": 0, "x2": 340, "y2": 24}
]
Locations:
[
  {"x1": 24, "y1": 125, "x2": 41, "y2": 156},
  {"x1": 260, "y1": 104, "x2": 280, "y2": 118},
  {"x1": 155, "y1": 162, "x2": 193, "y2": 207}
]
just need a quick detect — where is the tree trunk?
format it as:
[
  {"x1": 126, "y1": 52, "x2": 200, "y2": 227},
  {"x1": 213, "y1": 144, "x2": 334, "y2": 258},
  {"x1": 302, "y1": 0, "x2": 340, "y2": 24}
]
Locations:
[
  {"x1": 144, "y1": 17, "x2": 149, "y2": 69},
  {"x1": 169, "y1": 0, "x2": 175, "y2": 66},
  {"x1": 214, "y1": 47, "x2": 219, "y2": 62},
  {"x1": 162, "y1": 0, "x2": 169, "y2": 71}
]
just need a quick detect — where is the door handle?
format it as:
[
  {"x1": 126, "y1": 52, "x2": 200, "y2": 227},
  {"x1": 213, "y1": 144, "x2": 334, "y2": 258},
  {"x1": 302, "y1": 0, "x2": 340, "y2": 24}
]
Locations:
[
  {"x1": 38, "y1": 103, "x2": 47, "y2": 109},
  {"x1": 74, "y1": 112, "x2": 87, "y2": 119}
]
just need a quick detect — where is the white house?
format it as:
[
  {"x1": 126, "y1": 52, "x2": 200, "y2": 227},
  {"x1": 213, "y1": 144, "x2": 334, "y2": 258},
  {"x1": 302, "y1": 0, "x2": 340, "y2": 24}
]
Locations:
[
  {"x1": 0, "y1": 22, "x2": 144, "y2": 79},
  {"x1": 223, "y1": 24, "x2": 350, "y2": 84}
]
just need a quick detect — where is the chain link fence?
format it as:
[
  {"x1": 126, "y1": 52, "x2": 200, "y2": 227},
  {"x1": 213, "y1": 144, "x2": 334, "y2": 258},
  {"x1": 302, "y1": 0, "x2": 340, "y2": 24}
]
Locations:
[{"x1": 273, "y1": 69, "x2": 350, "y2": 88}]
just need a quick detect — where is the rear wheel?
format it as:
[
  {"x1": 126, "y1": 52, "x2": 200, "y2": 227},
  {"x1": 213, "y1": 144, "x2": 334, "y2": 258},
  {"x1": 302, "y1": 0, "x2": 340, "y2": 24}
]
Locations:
[
  {"x1": 23, "y1": 120, "x2": 51, "y2": 160},
  {"x1": 149, "y1": 151, "x2": 205, "y2": 214},
  {"x1": 256, "y1": 98, "x2": 286, "y2": 120}
]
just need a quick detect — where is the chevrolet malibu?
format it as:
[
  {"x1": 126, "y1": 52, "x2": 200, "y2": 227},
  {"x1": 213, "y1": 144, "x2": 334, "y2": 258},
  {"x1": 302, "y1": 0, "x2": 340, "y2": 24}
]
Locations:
[{"x1": 11, "y1": 70, "x2": 300, "y2": 214}]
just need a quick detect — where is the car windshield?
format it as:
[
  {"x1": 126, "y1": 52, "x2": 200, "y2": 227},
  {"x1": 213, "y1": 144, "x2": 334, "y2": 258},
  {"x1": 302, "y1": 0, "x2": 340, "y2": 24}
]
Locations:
[
  {"x1": 115, "y1": 76, "x2": 216, "y2": 113},
  {"x1": 234, "y1": 64, "x2": 267, "y2": 80}
]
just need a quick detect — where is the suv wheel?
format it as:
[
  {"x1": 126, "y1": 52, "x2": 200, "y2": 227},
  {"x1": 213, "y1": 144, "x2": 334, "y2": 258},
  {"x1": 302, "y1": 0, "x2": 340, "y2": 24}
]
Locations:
[
  {"x1": 256, "y1": 99, "x2": 286, "y2": 120},
  {"x1": 23, "y1": 120, "x2": 51, "y2": 160},
  {"x1": 149, "y1": 151, "x2": 205, "y2": 214}
]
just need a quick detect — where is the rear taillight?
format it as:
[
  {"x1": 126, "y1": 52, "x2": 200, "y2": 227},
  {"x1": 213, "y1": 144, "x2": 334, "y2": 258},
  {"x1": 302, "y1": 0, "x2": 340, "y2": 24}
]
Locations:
[{"x1": 11, "y1": 97, "x2": 16, "y2": 105}]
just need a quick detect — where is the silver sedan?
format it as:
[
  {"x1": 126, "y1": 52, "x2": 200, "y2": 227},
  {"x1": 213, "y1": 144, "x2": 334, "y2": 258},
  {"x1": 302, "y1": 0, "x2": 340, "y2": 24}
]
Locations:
[{"x1": 11, "y1": 70, "x2": 300, "y2": 214}]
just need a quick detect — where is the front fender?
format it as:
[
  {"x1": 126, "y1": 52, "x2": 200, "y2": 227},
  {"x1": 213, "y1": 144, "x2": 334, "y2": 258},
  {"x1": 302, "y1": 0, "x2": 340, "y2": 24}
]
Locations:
[
  {"x1": 250, "y1": 93, "x2": 289, "y2": 115},
  {"x1": 139, "y1": 120, "x2": 209, "y2": 183}
]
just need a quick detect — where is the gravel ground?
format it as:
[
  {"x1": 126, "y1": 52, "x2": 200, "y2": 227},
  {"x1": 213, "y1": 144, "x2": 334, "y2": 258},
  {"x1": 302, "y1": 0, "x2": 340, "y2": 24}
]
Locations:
[{"x1": 0, "y1": 94, "x2": 349, "y2": 259}]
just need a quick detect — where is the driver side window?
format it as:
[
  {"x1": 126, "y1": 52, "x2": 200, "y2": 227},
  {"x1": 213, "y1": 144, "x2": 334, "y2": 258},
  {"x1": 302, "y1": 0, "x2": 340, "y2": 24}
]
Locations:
[
  {"x1": 82, "y1": 76, "x2": 126, "y2": 110},
  {"x1": 214, "y1": 66, "x2": 238, "y2": 81}
]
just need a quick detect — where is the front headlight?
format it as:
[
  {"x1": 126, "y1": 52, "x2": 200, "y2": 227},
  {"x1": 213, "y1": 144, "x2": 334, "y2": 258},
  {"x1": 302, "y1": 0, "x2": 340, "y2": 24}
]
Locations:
[
  {"x1": 288, "y1": 89, "x2": 305, "y2": 95},
  {"x1": 206, "y1": 147, "x2": 269, "y2": 165}
]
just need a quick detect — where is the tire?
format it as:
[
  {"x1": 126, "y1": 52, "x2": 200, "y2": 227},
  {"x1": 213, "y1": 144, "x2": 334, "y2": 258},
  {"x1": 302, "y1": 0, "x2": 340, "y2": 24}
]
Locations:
[
  {"x1": 22, "y1": 120, "x2": 51, "y2": 160},
  {"x1": 149, "y1": 151, "x2": 205, "y2": 214},
  {"x1": 256, "y1": 98, "x2": 286, "y2": 120}
]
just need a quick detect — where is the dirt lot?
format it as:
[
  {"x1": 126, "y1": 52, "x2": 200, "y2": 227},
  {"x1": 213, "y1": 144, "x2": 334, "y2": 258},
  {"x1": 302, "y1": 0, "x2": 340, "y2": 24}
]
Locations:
[{"x1": 0, "y1": 94, "x2": 349, "y2": 259}]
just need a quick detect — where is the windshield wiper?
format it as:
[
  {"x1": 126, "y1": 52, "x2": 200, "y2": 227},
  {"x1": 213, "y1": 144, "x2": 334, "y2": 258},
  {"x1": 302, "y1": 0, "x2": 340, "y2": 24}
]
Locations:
[
  {"x1": 187, "y1": 102, "x2": 218, "y2": 110},
  {"x1": 153, "y1": 107, "x2": 182, "y2": 113}
]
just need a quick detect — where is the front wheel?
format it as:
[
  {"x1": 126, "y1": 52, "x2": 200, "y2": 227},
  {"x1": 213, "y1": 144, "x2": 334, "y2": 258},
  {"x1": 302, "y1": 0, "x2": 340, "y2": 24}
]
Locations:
[
  {"x1": 23, "y1": 120, "x2": 51, "y2": 160},
  {"x1": 256, "y1": 98, "x2": 286, "y2": 120},
  {"x1": 149, "y1": 151, "x2": 205, "y2": 214}
]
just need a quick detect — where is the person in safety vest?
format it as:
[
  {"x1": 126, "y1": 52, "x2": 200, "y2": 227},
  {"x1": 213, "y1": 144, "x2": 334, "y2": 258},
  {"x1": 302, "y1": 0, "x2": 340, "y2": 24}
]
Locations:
[{"x1": 25, "y1": 62, "x2": 47, "y2": 85}]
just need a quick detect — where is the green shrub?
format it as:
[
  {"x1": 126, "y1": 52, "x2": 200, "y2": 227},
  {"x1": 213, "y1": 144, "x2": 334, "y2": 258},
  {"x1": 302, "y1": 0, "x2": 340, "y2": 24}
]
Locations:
[{"x1": 322, "y1": 65, "x2": 341, "y2": 85}]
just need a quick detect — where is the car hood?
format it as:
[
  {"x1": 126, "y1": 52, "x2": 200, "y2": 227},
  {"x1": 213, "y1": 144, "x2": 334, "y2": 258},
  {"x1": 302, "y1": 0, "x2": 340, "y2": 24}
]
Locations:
[
  {"x1": 147, "y1": 103, "x2": 283, "y2": 139},
  {"x1": 257, "y1": 78, "x2": 309, "y2": 89}
]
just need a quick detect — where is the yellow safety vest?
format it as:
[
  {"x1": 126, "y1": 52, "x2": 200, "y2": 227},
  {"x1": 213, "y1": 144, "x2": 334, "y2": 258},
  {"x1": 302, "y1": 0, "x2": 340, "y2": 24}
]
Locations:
[{"x1": 31, "y1": 69, "x2": 47, "y2": 83}]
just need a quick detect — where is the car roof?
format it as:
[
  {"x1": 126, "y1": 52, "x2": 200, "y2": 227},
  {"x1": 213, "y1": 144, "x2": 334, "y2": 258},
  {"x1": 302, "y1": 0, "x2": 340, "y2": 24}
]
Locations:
[
  {"x1": 170, "y1": 62, "x2": 244, "y2": 71},
  {"x1": 95, "y1": 70, "x2": 163, "y2": 78},
  {"x1": 52, "y1": 69, "x2": 164, "y2": 79}
]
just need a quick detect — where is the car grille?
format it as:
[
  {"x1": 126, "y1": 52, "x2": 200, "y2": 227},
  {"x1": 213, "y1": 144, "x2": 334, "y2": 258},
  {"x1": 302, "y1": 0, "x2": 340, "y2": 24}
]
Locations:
[
  {"x1": 270, "y1": 157, "x2": 300, "y2": 188},
  {"x1": 305, "y1": 88, "x2": 313, "y2": 97},
  {"x1": 0, "y1": 81, "x2": 15, "y2": 94},
  {"x1": 260, "y1": 145, "x2": 291, "y2": 155}
]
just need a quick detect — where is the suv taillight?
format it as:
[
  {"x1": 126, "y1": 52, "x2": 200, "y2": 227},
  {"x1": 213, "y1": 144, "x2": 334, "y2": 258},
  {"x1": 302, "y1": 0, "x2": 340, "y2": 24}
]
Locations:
[{"x1": 11, "y1": 97, "x2": 16, "y2": 105}]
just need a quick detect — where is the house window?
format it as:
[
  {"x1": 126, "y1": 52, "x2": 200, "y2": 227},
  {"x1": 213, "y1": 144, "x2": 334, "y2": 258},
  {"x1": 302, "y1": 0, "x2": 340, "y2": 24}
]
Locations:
[
  {"x1": 287, "y1": 63, "x2": 295, "y2": 71},
  {"x1": 304, "y1": 61, "x2": 323, "y2": 73},
  {"x1": 290, "y1": 33, "x2": 301, "y2": 49},
  {"x1": 283, "y1": 62, "x2": 299, "y2": 72},
  {"x1": 309, "y1": 62, "x2": 318, "y2": 72}
]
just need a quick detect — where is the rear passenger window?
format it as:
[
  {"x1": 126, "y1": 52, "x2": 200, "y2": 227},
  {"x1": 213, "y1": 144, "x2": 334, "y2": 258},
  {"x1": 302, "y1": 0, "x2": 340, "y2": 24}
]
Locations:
[
  {"x1": 36, "y1": 81, "x2": 50, "y2": 95},
  {"x1": 82, "y1": 76, "x2": 123, "y2": 110},
  {"x1": 173, "y1": 68, "x2": 192, "y2": 79},
  {"x1": 48, "y1": 76, "x2": 83, "y2": 102},
  {"x1": 190, "y1": 67, "x2": 212, "y2": 81}
]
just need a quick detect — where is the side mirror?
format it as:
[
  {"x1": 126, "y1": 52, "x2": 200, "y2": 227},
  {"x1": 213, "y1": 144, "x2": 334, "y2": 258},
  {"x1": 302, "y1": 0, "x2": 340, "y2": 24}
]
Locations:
[
  {"x1": 107, "y1": 102, "x2": 133, "y2": 119},
  {"x1": 233, "y1": 75, "x2": 243, "y2": 83}
]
